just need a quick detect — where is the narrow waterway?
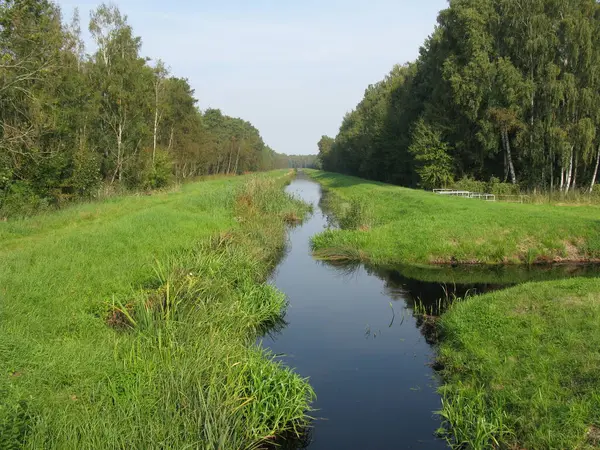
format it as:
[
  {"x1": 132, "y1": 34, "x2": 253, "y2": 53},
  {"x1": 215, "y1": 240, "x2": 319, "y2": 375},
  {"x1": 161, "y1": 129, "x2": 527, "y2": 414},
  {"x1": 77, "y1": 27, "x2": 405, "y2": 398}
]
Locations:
[
  {"x1": 264, "y1": 177, "x2": 447, "y2": 449},
  {"x1": 263, "y1": 175, "x2": 599, "y2": 449}
]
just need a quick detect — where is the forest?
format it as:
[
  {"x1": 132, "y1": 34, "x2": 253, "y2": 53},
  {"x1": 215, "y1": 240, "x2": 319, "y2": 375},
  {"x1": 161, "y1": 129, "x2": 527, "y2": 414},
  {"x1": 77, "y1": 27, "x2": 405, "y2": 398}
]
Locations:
[
  {"x1": 319, "y1": 0, "x2": 600, "y2": 193},
  {"x1": 0, "y1": 0, "x2": 296, "y2": 217}
]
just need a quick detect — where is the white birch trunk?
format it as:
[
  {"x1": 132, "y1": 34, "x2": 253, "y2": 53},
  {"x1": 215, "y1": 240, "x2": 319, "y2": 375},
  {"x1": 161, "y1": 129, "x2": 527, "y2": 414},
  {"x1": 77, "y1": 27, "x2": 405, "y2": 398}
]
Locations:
[
  {"x1": 502, "y1": 129, "x2": 517, "y2": 184},
  {"x1": 153, "y1": 105, "x2": 158, "y2": 163},
  {"x1": 565, "y1": 148, "x2": 573, "y2": 193},
  {"x1": 590, "y1": 145, "x2": 600, "y2": 193}
]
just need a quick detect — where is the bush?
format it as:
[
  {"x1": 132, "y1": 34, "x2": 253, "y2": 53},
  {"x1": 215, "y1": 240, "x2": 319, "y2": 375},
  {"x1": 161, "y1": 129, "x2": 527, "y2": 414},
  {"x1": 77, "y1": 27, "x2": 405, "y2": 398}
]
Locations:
[
  {"x1": 453, "y1": 176, "x2": 520, "y2": 195},
  {"x1": 339, "y1": 198, "x2": 374, "y2": 230},
  {"x1": 0, "y1": 181, "x2": 50, "y2": 218},
  {"x1": 126, "y1": 149, "x2": 173, "y2": 190},
  {"x1": 69, "y1": 148, "x2": 101, "y2": 198}
]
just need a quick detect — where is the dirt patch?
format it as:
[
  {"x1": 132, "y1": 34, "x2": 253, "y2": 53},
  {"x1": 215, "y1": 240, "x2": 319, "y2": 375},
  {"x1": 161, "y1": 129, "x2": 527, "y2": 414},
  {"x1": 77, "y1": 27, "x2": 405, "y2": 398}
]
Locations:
[
  {"x1": 586, "y1": 425, "x2": 600, "y2": 446},
  {"x1": 563, "y1": 240, "x2": 583, "y2": 260},
  {"x1": 282, "y1": 211, "x2": 302, "y2": 225},
  {"x1": 416, "y1": 315, "x2": 440, "y2": 345},
  {"x1": 106, "y1": 303, "x2": 135, "y2": 330},
  {"x1": 429, "y1": 256, "x2": 480, "y2": 265}
]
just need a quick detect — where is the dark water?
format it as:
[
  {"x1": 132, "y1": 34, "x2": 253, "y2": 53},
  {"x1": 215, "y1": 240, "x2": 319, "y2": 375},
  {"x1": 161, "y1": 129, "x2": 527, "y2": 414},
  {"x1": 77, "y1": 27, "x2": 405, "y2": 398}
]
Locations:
[{"x1": 262, "y1": 176, "x2": 598, "y2": 449}]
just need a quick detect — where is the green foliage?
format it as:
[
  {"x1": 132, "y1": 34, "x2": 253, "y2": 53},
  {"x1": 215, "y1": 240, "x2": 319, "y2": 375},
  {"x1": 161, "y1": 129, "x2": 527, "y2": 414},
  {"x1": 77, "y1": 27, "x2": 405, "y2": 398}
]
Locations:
[
  {"x1": 409, "y1": 119, "x2": 454, "y2": 189},
  {"x1": 322, "y1": 0, "x2": 600, "y2": 194},
  {"x1": 135, "y1": 148, "x2": 173, "y2": 190},
  {"x1": 0, "y1": 181, "x2": 49, "y2": 218},
  {"x1": 452, "y1": 176, "x2": 520, "y2": 196},
  {"x1": 68, "y1": 147, "x2": 101, "y2": 198},
  {"x1": 338, "y1": 198, "x2": 374, "y2": 230},
  {"x1": 0, "y1": 2, "x2": 285, "y2": 218}
]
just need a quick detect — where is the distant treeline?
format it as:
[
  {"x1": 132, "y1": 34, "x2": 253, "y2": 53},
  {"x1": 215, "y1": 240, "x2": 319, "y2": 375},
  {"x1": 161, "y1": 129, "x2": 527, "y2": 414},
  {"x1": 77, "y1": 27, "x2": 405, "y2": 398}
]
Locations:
[
  {"x1": 284, "y1": 154, "x2": 319, "y2": 169},
  {"x1": 0, "y1": 0, "x2": 288, "y2": 216},
  {"x1": 319, "y1": 0, "x2": 600, "y2": 193}
]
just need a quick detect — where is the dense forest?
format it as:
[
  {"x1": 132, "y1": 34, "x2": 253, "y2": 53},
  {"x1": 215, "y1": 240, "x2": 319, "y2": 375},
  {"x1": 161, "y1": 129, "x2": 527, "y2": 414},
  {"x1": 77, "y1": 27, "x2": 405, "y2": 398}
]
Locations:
[
  {"x1": 0, "y1": 0, "x2": 294, "y2": 216},
  {"x1": 319, "y1": 0, "x2": 600, "y2": 193}
]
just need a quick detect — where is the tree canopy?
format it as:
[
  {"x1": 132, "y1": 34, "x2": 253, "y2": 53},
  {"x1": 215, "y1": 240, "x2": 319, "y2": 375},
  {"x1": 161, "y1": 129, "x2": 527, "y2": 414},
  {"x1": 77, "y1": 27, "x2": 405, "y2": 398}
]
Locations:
[
  {"x1": 0, "y1": 0, "x2": 288, "y2": 215},
  {"x1": 319, "y1": 0, "x2": 600, "y2": 193}
]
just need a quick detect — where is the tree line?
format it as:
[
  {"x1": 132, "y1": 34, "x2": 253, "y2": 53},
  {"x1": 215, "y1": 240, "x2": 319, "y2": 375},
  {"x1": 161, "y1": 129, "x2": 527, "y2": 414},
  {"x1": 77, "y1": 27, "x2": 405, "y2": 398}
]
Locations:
[
  {"x1": 0, "y1": 0, "x2": 289, "y2": 216},
  {"x1": 319, "y1": 0, "x2": 600, "y2": 193}
]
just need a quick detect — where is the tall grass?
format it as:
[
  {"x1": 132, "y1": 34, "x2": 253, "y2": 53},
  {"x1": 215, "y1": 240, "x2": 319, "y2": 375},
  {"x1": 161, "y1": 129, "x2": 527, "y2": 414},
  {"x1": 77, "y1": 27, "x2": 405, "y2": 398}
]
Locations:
[{"x1": 0, "y1": 171, "x2": 314, "y2": 449}]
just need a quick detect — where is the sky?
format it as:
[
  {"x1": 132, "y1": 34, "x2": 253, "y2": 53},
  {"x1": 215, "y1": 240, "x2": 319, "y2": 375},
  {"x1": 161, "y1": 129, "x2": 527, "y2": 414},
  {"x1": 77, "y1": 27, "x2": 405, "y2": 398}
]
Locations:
[{"x1": 56, "y1": 0, "x2": 447, "y2": 155}]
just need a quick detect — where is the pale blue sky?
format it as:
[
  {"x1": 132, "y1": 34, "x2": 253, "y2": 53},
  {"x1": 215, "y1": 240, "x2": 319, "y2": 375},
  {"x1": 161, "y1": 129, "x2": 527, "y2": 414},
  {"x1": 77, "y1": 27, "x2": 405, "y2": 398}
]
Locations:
[{"x1": 56, "y1": 0, "x2": 447, "y2": 155}]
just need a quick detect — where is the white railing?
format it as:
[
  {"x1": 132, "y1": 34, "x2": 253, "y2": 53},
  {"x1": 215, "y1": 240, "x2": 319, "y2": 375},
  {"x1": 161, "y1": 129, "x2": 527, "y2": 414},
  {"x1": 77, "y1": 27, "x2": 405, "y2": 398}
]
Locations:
[{"x1": 433, "y1": 189, "x2": 496, "y2": 201}]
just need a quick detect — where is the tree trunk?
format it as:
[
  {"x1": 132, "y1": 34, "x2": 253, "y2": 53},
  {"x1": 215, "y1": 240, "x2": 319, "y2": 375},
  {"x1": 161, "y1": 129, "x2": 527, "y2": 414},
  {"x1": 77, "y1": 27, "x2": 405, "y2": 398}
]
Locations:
[
  {"x1": 168, "y1": 126, "x2": 174, "y2": 152},
  {"x1": 502, "y1": 128, "x2": 517, "y2": 184},
  {"x1": 572, "y1": 151, "x2": 578, "y2": 190},
  {"x1": 233, "y1": 144, "x2": 241, "y2": 175},
  {"x1": 550, "y1": 149, "x2": 554, "y2": 193},
  {"x1": 560, "y1": 166, "x2": 565, "y2": 191},
  {"x1": 153, "y1": 104, "x2": 158, "y2": 163},
  {"x1": 590, "y1": 145, "x2": 600, "y2": 193},
  {"x1": 565, "y1": 148, "x2": 573, "y2": 193},
  {"x1": 226, "y1": 147, "x2": 233, "y2": 174},
  {"x1": 111, "y1": 122, "x2": 123, "y2": 184}
]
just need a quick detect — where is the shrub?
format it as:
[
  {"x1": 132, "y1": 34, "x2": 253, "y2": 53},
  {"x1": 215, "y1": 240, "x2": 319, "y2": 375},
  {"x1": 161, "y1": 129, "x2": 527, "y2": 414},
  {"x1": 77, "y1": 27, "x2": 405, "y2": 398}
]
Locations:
[{"x1": 0, "y1": 181, "x2": 50, "y2": 218}]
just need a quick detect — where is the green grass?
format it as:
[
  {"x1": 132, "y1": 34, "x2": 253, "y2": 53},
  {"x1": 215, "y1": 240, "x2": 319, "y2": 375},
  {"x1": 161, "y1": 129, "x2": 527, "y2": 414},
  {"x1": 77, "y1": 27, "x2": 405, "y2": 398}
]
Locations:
[
  {"x1": 437, "y1": 278, "x2": 600, "y2": 449},
  {"x1": 0, "y1": 170, "x2": 315, "y2": 449},
  {"x1": 307, "y1": 170, "x2": 600, "y2": 266}
]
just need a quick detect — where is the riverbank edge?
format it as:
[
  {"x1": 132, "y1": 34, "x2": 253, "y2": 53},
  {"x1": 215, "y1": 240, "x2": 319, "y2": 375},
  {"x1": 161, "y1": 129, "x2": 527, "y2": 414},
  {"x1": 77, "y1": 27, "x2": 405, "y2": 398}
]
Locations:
[{"x1": 0, "y1": 171, "x2": 316, "y2": 448}]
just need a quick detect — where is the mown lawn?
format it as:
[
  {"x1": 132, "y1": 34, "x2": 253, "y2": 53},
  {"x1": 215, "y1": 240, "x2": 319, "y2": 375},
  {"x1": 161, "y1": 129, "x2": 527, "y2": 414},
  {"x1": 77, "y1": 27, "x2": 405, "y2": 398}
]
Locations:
[
  {"x1": 308, "y1": 170, "x2": 600, "y2": 266},
  {"x1": 0, "y1": 170, "x2": 314, "y2": 449},
  {"x1": 437, "y1": 278, "x2": 600, "y2": 449}
]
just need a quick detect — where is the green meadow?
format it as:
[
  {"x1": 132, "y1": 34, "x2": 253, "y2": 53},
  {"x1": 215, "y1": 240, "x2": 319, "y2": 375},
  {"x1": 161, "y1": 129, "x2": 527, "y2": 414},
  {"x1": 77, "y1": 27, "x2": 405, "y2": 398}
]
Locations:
[
  {"x1": 0, "y1": 171, "x2": 314, "y2": 449},
  {"x1": 308, "y1": 170, "x2": 600, "y2": 266}
]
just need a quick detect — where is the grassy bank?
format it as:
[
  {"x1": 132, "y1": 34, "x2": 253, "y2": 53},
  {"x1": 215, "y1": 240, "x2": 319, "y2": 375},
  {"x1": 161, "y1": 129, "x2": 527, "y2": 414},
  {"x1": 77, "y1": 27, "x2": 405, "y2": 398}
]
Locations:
[
  {"x1": 0, "y1": 170, "x2": 314, "y2": 449},
  {"x1": 307, "y1": 170, "x2": 600, "y2": 266},
  {"x1": 437, "y1": 278, "x2": 600, "y2": 449}
]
